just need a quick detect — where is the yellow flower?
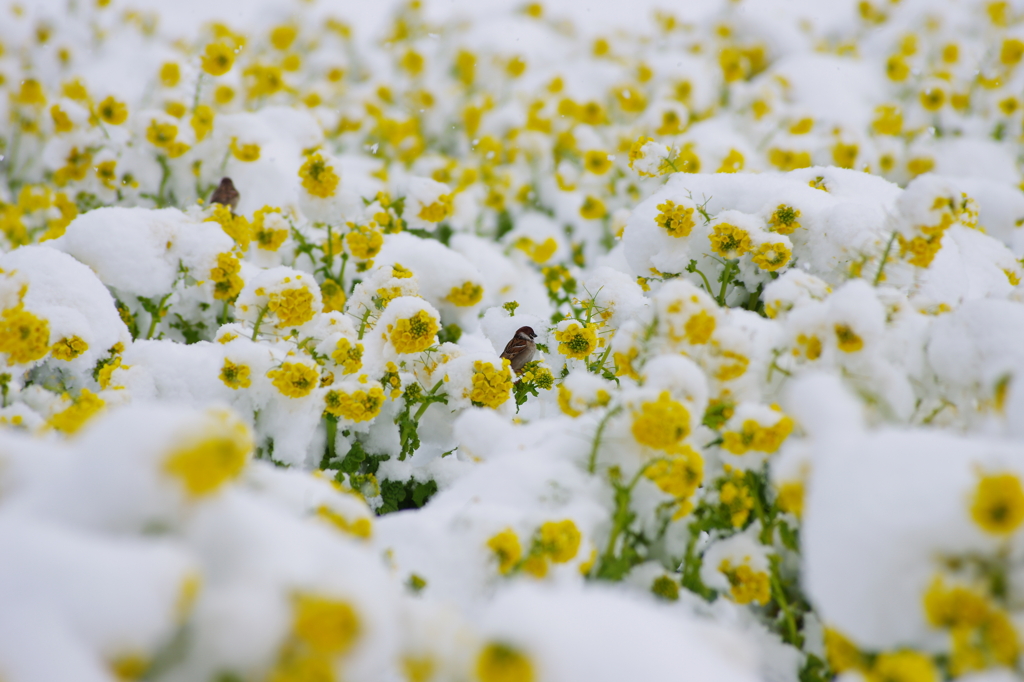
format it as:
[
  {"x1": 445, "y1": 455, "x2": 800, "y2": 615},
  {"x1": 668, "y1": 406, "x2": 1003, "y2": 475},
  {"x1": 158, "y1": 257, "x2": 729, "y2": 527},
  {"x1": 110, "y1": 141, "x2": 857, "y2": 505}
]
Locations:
[
  {"x1": 579, "y1": 195, "x2": 607, "y2": 220},
  {"x1": 51, "y1": 335, "x2": 88, "y2": 361},
  {"x1": 446, "y1": 281, "x2": 483, "y2": 307},
  {"x1": 146, "y1": 120, "x2": 178, "y2": 149},
  {"x1": 331, "y1": 338, "x2": 363, "y2": 374},
  {"x1": 292, "y1": 594, "x2": 360, "y2": 656},
  {"x1": 868, "y1": 651, "x2": 938, "y2": 682},
  {"x1": 476, "y1": 643, "x2": 534, "y2": 682},
  {"x1": 345, "y1": 223, "x2": 384, "y2": 260},
  {"x1": 655, "y1": 200, "x2": 696, "y2": 238},
  {"x1": 632, "y1": 391, "x2": 691, "y2": 452},
  {"x1": 96, "y1": 96, "x2": 127, "y2": 125},
  {"x1": 923, "y1": 576, "x2": 990, "y2": 630},
  {"x1": 219, "y1": 358, "x2": 251, "y2": 389},
  {"x1": 191, "y1": 105, "x2": 214, "y2": 142},
  {"x1": 750, "y1": 241, "x2": 792, "y2": 271},
  {"x1": 0, "y1": 304, "x2": 50, "y2": 365},
  {"x1": 214, "y1": 84, "x2": 235, "y2": 105},
  {"x1": 719, "y1": 559, "x2": 770, "y2": 605},
  {"x1": 244, "y1": 63, "x2": 285, "y2": 99},
  {"x1": 834, "y1": 324, "x2": 863, "y2": 352},
  {"x1": 48, "y1": 389, "x2": 105, "y2": 434},
  {"x1": 208, "y1": 204, "x2": 252, "y2": 251},
  {"x1": 722, "y1": 415, "x2": 795, "y2": 454},
  {"x1": 317, "y1": 506, "x2": 372, "y2": 539},
  {"x1": 644, "y1": 445, "x2": 704, "y2": 500},
  {"x1": 268, "y1": 287, "x2": 316, "y2": 328},
  {"x1": 1001, "y1": 38, "x2": 1024, "y2": 66},
  {"x1": 210, "y1": 252, "x2": 244, "y2": 301},
  {"x1": 468, "y1": 360, "x2": 513, "y2": 409},
  {"x1": 971, "y1": 472, "x2": 1024, "y2": 535},
  {"x1": 709, "y1": 223, "x2": 752, "y2": 259},
  {"x1": 684, "y1": 310, "x2": 716, "y2": 345},
  {"x1": 417, "y1": 194, "x2": 453, "y2": 223},
  {"x1": 201, "y1": 42, "x2": 235, "y2": 76},
  {"x1": 776, "y1": 481, "x2": 804, "y2": 518},
  {"x1": 554, "y1": 321, "x2": 600, "y2": 359},
  {"x1": 50, "y1": 105, "x2": 73, "y2": 133},
  {"x1": 719, "y1": 467, "x2": 754, "y2": 527},
  {"x1": 824, "y1": 628, "x2": 866, "y2": 674},
  {"x1": 538, "y1": 519, "x2": 581, "y2": 563},
  {"x1": 487, "y1": 529, "x2": 521, "y2": 574},
  {"x1": 95, "y1": 160, "x2": 118, "y2": 190},
  {"x1": 320, "y1": 279, "x2": 346, "y2": 313},
  {"x1": 14, "y1": 78, "x2": 47, "y2": 106},
  {"x1": 268, "y1": 362, "x2": 320, "y2": 398},
  {"x1": 299, "y1": 153, "x2": 340, "y2": 198},
  {"x1": 872, "y1": 105, "x2": 902, "y2": 136},
  {"x1": 768, "y1": 205, "x2": 801, "y2": 235},
  {"x1": 388, "y1": 310, "x2": 439, "y2": 354},
  {"x1": 230, "y1": 137, "x2": 261, "y2": 162},
  {"x1": 159, "y1": 62, "x2": 180, "y2": 87},
  {"x1": 324, "y1": 386, "x2": 384, "y2": 422},
  {"x1": 583, "y1": 150, "x2": 612, "y2": 175},
  {"x1": 162, "y1": 410, "x2": 252, "y2": 496}
]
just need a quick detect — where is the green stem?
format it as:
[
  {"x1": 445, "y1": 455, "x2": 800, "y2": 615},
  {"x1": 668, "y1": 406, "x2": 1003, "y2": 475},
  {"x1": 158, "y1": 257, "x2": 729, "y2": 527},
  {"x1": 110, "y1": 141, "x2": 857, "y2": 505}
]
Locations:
[
  {"x1": 321, "y1": 414, "x2": 337, "y2": 469},
  {"x1": 718, "y1": 260, "x2": 735, "y2": 306},
  {"x1": 251, "y1": 305, "x2": 269, "y2": 341},
  {"x1": 357, "y1": 307, "x2": 372, "y2": 340},
  {"x1": 192, "y1": 72, "x2": 205, "y2": 114},
  {"x1": 587, "y1": 405, "x2": 622, "y2": 474},
  {"x1": 145, "y1": 293, "x2": 173, "y2": 339},
  {"x1": 873, "y1": 231, "x2": 898, "y2": 286},
  {"x1": 413, "y1": 380, "x2": 446, "y2": 421},
  {"x1": 338, "y1": 252, "x2": 349, "y2": 287},
  {"x1": 770, "y1": 557, "x2": 802, "y2": 647},
  {"x1": 691, "y1": 266, "x2": 714, "y2": 296}
]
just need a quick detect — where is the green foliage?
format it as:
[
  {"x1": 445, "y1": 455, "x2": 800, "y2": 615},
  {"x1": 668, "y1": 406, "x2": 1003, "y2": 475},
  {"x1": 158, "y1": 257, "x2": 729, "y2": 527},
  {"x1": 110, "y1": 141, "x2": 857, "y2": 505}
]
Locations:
[{"x1": 378, "y1": 478, "x2": 438, "y2": 515}]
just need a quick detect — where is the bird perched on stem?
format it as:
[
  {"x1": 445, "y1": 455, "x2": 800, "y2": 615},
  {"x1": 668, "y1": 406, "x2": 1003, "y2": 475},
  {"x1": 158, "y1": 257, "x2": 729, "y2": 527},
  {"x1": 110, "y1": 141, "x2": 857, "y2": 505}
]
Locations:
[
  {"x1": 209, "y1": 177, "x2": 239, "y2": 213},
  {"x1": 501, "y1": 326, "x2": 537, "y2": 375}
]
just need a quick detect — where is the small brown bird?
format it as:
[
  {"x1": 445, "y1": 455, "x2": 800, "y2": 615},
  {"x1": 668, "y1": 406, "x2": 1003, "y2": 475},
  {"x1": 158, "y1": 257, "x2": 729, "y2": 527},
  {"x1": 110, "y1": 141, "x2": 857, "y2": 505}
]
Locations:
[
  {"x1": 501, "y1": 326, "x2": 537, "y2": 375},
  {"x1": 209, "y1": 177, "x2": 239, "y2": 213}
]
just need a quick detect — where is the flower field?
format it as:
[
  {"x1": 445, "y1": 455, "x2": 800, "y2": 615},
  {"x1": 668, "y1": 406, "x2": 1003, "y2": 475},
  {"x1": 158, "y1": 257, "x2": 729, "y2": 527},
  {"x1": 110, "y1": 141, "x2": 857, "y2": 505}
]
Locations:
[{"x1": 4, "y1": 0, "x2": 1024, "y2": 680}]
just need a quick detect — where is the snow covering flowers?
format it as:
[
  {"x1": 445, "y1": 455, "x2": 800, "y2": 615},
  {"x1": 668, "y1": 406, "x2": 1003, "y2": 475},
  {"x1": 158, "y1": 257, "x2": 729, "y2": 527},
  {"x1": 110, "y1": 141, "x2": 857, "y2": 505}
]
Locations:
[{"x1": 7, "y1": 0, "x2": 1024, "y2": 680}]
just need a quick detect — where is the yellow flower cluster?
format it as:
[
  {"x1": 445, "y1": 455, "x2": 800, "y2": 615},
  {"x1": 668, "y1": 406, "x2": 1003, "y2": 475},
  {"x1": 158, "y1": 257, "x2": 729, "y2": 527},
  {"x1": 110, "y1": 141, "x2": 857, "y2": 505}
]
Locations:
[
  {"x1": 417, "y1": 194, "x2": 453, "y2": 223},
  {"x1": 210, "y1": 252, "x2": 244, "y2": 301},
  {"x1": 219, "y1": 358, "x2": 252, "y2": 389},
  {"x1": 345, "y1": 223, "x2": 384, "y2": 260},
  {"x1": 270, "y1": 593, "x2": 361, "y2": 678},
  {"x1": 331, "y1": 338, "x2": 363, "y2": 374},
  {"x1": 0, "y1": 304, "x2": 50, "y2": 365},
  {"x1": 320, "y1": 279, "x2": 346, "y2": 313},
  {"x1": 208, "y1": 204, "x2": 252, "y2": 251},
  {"x1": 162, "y1": 411, "x2": 253, "y2": 496},
  {"x1": 721, "y1": 414, "x2": 795, "y2": 455},
  {"x1": 324, "y1": 385, "x2": 385, "y2": 422},
  {"x1": 751, "y1": 242, "x2": 792, "y2": 271},
  {"x1": 298, "y1": 153, "x2": 340, "y2": 198},
  {"x1": 51, "y1": 335, "x2": 89, "y2": 361},
  {"x1": 252, "y1": 207, "x2": 288, "y2": 251},
  {"x1": 718, "y1": 559, "x2": 770, "y2": 605},
  {"x1": 970, "y1": 472, "x2": 1024, "y2": 535},
  {"x1": 644, "y1": 445, "x2": 704, "y2": 517},
  {"x1": 476, "y1": 643, "x2": 535, "y2": 682},
  {"x1": 719, "y1": 467, "x2": 755, "y2": 527},
  {"x1": 445, "y1": 281, "x2": 483, "y2": 307},
  {"x1": 654, "y1": 200, "x2": 696, "y2": 238},
  {"x1": 709, "y1": 223, "x2": 752, "y2": 259},
  {"x1": 268, "y1": 362, "x2": 320, "y2": 398},
  {"x1": 467, "y1": 360, "x2": 513, "y2": 409},
  {"x1": 554, "y1": 321, "x2": 600, "y2": 360},
  {"x1": 268, "y1": 287, "x2": 316, "y2": 328},
  {"x1": 923, "y1": 576, "x2": 1018, "y2": 675},
  {"x1": 767, "y1": 205, "x2": 801, "y2": 235},
  {"x1": 631, "y1": 391, "x2": 691, "y2": 452},
  {"x1": 388, "y1": 310, "x2": 439, "y2": 354},
  {"x1": 47, "y1": 388, "x2": 105, "y2": 434}
]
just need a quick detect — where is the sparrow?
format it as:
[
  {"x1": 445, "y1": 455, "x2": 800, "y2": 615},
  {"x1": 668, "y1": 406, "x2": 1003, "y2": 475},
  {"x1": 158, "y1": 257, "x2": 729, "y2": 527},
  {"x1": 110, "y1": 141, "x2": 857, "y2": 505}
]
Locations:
[
  {"x1": 501, "y1": 326, "x2": 537, "y2": 375},
  {"x1": 209, "y1": 177, "x2": 239, "y2": 213}
]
